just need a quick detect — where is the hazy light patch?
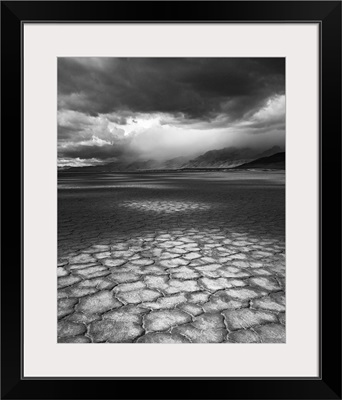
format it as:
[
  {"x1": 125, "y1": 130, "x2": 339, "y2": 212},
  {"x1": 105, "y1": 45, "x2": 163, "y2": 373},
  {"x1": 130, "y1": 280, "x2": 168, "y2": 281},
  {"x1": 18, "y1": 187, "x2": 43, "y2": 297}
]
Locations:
[
  {"x1": 129, "y1": 124, "x2": 237, "y2": 161},
  {"x1": 121, "y1": 200, "x2": 211, "y2": 213}
]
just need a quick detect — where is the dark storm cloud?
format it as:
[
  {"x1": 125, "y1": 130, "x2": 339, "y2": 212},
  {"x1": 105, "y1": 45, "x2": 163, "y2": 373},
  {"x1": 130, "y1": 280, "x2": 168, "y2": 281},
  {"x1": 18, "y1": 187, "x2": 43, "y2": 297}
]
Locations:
[{"x1": 58, "y1": 58, "x2": 285, "y2": 120}]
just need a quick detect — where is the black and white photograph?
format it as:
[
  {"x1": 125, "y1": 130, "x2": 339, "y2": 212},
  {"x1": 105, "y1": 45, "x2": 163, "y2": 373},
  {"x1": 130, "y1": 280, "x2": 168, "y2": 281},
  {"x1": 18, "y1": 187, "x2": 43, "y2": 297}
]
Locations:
[{"x1": 57, "y1": 57, "x2": 286, "y2": 344}]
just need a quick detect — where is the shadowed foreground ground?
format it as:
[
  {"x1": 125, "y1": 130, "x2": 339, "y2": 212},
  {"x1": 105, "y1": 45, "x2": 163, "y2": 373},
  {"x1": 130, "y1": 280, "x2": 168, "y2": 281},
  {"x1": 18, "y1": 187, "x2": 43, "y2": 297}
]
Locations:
[{"x1": 58, "y1": 171, "x2": 285, "y2": 343}]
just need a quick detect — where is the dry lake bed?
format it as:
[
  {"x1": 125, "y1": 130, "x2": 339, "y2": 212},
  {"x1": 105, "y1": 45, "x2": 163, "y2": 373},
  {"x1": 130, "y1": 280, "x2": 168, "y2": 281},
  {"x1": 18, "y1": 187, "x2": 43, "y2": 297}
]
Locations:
[{"x1": 57, "y1": 170, "x2": 285, "y2": 343}]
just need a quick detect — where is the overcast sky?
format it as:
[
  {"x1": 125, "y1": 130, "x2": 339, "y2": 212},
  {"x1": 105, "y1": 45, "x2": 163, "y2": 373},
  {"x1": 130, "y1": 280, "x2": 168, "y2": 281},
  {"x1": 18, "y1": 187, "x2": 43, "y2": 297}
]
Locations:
[{"x1": 58, "y1": 58, "x2": 285, "y2": 167}]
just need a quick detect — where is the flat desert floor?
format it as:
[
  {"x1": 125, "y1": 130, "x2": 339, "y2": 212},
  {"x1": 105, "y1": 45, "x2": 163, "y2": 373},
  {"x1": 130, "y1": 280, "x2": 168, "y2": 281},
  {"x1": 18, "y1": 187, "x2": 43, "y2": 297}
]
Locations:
[{"x1": 58, "y1": 171, "x2": 285, "y2": 343}]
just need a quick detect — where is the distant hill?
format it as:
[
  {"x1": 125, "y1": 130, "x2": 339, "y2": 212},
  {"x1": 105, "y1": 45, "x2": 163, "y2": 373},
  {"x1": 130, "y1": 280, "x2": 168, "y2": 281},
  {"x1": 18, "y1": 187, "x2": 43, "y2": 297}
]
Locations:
[
  {"x1": 182, "y1": 145, "x2": 283, "y2": 169},
  {"x1": 164, "y1": 156, "x2": 189, "y2": 169},
  {"x1": 256, "y1": 146, "x2": 283, "y2": 158},
  {"x1": 234, "y1": 152, "x2": 285, "y2": 169}
]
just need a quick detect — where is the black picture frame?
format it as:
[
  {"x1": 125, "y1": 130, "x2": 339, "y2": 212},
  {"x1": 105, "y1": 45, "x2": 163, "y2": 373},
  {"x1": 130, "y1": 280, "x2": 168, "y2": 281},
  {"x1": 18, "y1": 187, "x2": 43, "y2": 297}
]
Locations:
[{"x1": 1, "y1": 1, "x2": 341, "y2": 399}]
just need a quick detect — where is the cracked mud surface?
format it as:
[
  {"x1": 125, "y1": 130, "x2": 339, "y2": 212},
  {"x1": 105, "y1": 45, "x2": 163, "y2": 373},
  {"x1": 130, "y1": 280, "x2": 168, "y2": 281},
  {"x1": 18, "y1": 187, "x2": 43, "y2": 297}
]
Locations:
[{"x1": 58, "y1": 171, "x2": 285, "y2": 343}]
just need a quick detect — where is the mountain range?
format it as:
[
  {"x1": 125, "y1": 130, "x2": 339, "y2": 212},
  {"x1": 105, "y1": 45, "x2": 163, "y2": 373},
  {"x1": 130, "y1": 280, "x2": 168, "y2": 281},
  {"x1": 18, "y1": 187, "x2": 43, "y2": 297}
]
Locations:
[
  {"x1": 59, "y1": 145, "x2": 285, "y2": 172},
  {"x1": 181, "y1": 145, "x2": 283, "y2": 169},
  {"x1": 234, "y1": 152, "x2": 285, "y2": 170}
]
